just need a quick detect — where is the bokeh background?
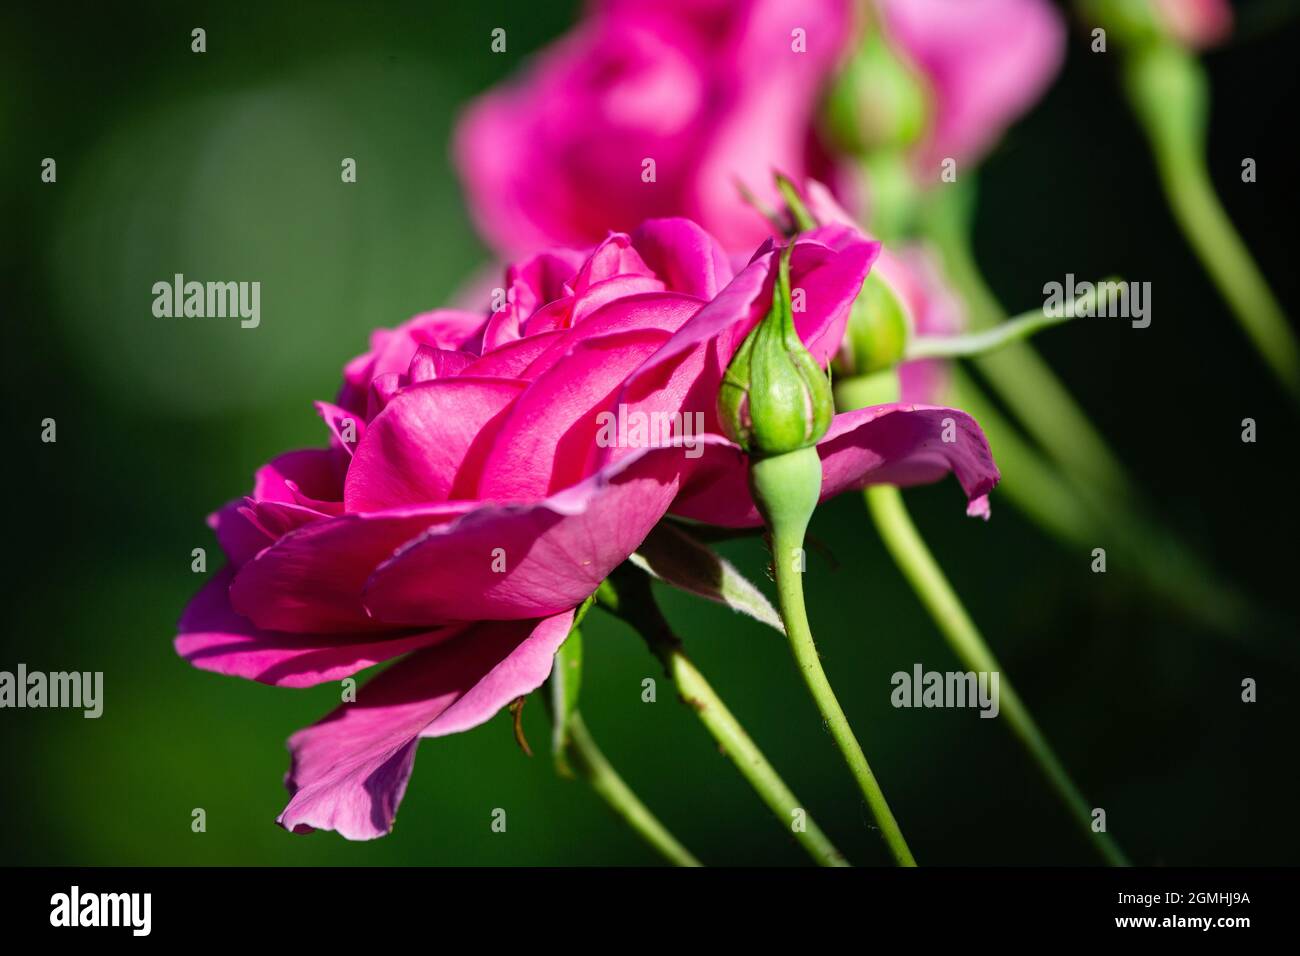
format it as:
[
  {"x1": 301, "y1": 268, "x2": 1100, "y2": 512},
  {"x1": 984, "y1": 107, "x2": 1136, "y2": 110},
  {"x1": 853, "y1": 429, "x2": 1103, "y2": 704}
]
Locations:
[{"x1": 2, "y1": 0, "x2": 1296, "y2": 866}]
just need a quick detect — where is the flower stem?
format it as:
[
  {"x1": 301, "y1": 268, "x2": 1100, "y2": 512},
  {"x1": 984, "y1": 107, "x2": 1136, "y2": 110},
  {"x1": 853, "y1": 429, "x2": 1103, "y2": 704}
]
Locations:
[
  {"x1": 1151, "y1": 135, "x2": 1299, "y2": 401},
  {"x1": 750, "y1": 449, "x2": 917, "y2": 866},
  {"x1": 919, "y1": 180, "x2": 1136, "y2": 505},
  {"x1": 562, "y1": 709, "x2": 702, "y2": 867},
  {"x1": 599, "y1": 569, "x2": 849, "y2": 867},
  {"x1": 864, "y1": 483, "x2": 1130, "y2": 866},
  {"x1": 1124, "y1": 42, "x2": 1300, "y2": 404}
]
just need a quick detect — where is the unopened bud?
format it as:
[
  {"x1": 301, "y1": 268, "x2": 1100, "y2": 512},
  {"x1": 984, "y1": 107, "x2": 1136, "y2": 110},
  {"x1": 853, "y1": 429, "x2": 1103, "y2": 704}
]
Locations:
[
  {"x1": 719, "y1": 243, "x2": 834, "y2": 457},
  {"x1": 837, "y1": 270, "x2": 911, "y2": 377},
  {"x1": 823, "y1": 29, "x2": 929, "y2": 157}
]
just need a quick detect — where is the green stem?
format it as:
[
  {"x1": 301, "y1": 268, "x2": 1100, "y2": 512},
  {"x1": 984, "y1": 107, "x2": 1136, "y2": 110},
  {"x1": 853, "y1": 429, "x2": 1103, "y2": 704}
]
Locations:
[
  {"x1": 904, "y1": 278, "x2": 1120, "y2": 362},
  {"x1": 1151, "y1": 141, "x2": 1299, "y2": 402},
  {"x1": 599, "y1": 570, "x2": 849, "y2": 867},
  {"x1": 864, "y1": 483, "x2": 1130, "y2": 866},
  {"x1": 751, "y1": 450, "x2": 917, "y2": 866},
  {"x1": 562, "y1": 709, "x2": 702, "y2": 867},
  {"x1": 1125, "y1": 42, "x2": 1300, "y2": 403},
  {"x1": 919, "y1": 182, "x2": 1137, "y2": 505}
]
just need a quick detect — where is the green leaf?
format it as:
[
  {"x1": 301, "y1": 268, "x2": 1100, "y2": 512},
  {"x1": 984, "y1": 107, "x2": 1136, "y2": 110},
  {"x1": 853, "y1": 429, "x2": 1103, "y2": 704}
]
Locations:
[{"x1": 630, "y1": 523, "x2": 784, "y2": 634}]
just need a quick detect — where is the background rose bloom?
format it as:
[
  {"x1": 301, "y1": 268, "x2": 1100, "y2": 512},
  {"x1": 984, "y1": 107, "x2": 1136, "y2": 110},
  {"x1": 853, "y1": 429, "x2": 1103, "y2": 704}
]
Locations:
[
  {"x1": 176, "y1": 217, "x2": 998, "y2": 840},
  {"x1": 1152, "y1": 0, "x2": 1233, "y2": 48},
  {"x1": 878, "y1": 0, "x2": 1066, "y2": 171},
  {"x1": 455, "y1": 0, "x2": 855, "y2": 256}
]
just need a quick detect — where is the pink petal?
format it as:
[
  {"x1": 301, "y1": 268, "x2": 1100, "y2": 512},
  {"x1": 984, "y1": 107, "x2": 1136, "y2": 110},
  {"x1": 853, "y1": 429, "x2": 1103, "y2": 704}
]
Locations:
[
  {"x1": 573, "y1": 233, "x2": 657, "y2": 290},
  {"x1": 340, "y1": 309, "x2": 487, "y2": 413},
  {"x1": 631, "y1": 232, "x2": 878, "y2": 395},
  {"x1": 278, "y1": 610, "x2": 574, "y2": 840},
  {"x1": 208, "y1": 501, "x2": 273, "y2": 568},
  {"x1": 519, "y1": 292, "x2": 703, "y2": 381},
  {"x1": 176, "y1": 570, "x2": 459, "y2": 688},
  {"x1": 254, "y1": 449, "x2": 346, "y2": 506},
  {"x1": 343, "y1": 377, "x2": 527, "y2": 512},
  {"x1": 365, "y1": 444, "x2": 695, "y2": 625},
  {"x1": 314, "y1": 402, "x2": 366, "y2": 458},
  {"x1": 228, "y1": 503, "x2": 474, "y2": 633},
  {"x1": 882, "y1": 0, "x2": 1065, "y2": 170},
  {"x1": 406, "y1": 345, "x2": 476, "y2": 383},
  {"x1": 476, "y1": 329, "x2": 673, "y2": 501},
  {"x1": 670, "y1": 403, "x2": 1000, "y2": 526},
  {"x1": 460, "y1": 330, "x2": 568, "y2": 379},
  {"x1": 631, "y1": 217, "x2": 734, "y2": 299}
]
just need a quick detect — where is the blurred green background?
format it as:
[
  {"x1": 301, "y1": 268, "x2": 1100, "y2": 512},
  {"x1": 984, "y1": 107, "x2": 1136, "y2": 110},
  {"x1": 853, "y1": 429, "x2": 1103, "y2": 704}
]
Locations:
[{"x1": 2, "y1": 0, "x2": 1296, "y2": 866}]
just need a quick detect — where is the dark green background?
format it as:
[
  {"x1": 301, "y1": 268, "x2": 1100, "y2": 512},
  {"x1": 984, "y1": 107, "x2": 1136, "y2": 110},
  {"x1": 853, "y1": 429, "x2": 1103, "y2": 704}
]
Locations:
[{"x1": 2, "y1": 0, "x2": 1295, "y2": 865}]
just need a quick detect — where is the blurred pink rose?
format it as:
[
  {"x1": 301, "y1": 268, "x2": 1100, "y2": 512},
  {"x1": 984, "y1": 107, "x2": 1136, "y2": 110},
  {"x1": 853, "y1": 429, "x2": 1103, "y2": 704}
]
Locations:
[
  {"x1": 878, "y1": 0, "x2": 1066, "y2": 171},
  {"x1": 1152, "y1": 0, "x2": 1233, "y2": 49},
  {"x1": 456, "y1": 0, "x2": 855, "y2": 256},
  {"x1": 177, "y1": 217, "x2": 998, "y2": 839}
]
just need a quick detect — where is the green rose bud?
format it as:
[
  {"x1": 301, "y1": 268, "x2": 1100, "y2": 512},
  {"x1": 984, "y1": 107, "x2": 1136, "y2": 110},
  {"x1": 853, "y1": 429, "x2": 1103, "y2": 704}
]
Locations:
[
  {"x1": 836, "y1": 270, "x2": 911, "y2": 378},
  {"x1": 718, "y1": 242, "x2": 834, "y2": 457},
  {"x1": 823, "y1": 29, "x2": 929, "y2": 157}
]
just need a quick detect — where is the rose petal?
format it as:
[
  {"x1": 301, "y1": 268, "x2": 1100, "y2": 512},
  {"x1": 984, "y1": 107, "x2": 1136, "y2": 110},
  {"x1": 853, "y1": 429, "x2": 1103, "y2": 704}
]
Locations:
[
  {"x1": 277, "y1": 610, "x2": 574, "y2": 840},
  {"x1": 344, "y1": 377, "x2": 527, "y2": 511},
  {"x1": 670, "y1": 403, "x2": 1000, "y2": 526},
  {"x1": 176, "y1": 570, "x2": 459, "y2": 687},
  {"x1": 365, "y1": 443, "x2": 698, "y2": 625},
  {"x1": 229, "y1": 503, "x2": 474, "y2": 633},
  {"x1": 631, "y1": 217, "x2": 734, "y2": 299},
  {"x1": 477, "y1": 329, "x2": 675, "y2": 500},
  {"x1": 340, "y1": 309, "x2": 487, "y2": 413}
]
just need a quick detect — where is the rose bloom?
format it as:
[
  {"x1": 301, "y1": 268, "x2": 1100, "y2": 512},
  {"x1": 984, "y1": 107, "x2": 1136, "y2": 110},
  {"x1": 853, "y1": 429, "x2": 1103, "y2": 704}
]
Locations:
[
  {"x1": 455, "y1": 0, "x2": 855, "y2": 257},
  {"x1": 876, "y1": 0, "x2": 1066, "y2": 172},
  {"x1": 176, "y1": 218, "x2": 998, "y2": 840},
  {"x1": 1151, "y1": 0, "x2": 1233, "y2": 49}
]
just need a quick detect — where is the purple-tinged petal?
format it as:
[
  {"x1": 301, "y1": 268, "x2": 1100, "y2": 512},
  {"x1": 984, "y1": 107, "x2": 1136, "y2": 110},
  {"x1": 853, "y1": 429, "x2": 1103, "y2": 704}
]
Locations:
[
  {"x1": 278, "y1": 610, "x2": 574, "y2": 840},
  {"x1": 208, "y1": 501, "x2": 273, "y2": 569},
  {"x1": 365, "y1": 443, "x2": 699, "y2": 625},
  {"x1": 229, "y1": 503, "x2": 474, "y2": 633},
  {"x1": 315, "y1": 402, "x2": 366, "y2": 458},
  {"x1": 176, "y1": 570, "x2": 460, "y2": 688},
  {"x1": 254, "y1": 449, "x2": 346, "y2": 506},
  {"x1": 670, "y1": 404, "x2": 999, "y2": 526}
]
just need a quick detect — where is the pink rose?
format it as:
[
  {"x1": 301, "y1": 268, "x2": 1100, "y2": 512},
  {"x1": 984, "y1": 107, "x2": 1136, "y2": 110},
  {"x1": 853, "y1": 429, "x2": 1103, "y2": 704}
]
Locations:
[
  {"x1": 1151, "y1": 0, "x2": 1233, "y2": 49},
  {"x1": 455, "y1": 0, "x2": 855, "y2": 256},
  {"x1": 878, "y1": 0, "x2": 1066, "y2": 171},
  {"x1": 177, "y1": 218, "x2": 998, "y2": 839}
]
